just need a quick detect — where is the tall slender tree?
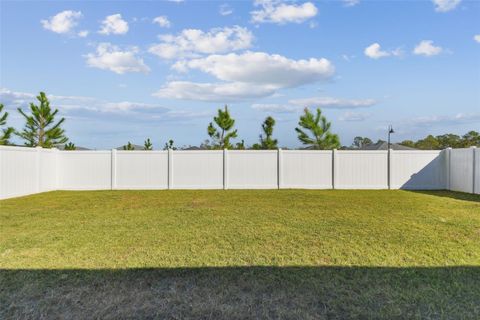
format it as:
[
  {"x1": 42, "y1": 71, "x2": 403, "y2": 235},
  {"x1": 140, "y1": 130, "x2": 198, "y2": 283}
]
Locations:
[
  {"x1": 0, "y1": 104, "x2": 15, "y2": 145},
  {"x1": 16, "y1": 92, "x2": 68, "y2": 147},
  {"x1": 295, "y1": 108, "x2": 340, "y2": 150},
  {"x1": 259, "y1": 116, "x2": 277, "y2": 149},
  {"x1": 207, "y1": 105, "x2": 238, "y2": 149},
  {"x1": 144, "y1": 138, "x2": 153, "y2": 150}
]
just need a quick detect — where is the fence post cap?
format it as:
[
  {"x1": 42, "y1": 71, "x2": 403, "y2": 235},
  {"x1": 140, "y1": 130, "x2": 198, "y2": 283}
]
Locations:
[{"x1": 470, "y1": 146, "x2": 477, "y2": 149}]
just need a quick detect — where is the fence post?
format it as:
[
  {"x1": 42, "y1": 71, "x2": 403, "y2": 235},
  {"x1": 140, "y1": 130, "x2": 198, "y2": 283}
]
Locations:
[
  {"x1": 472, "y1": 146, "x2": 477, "y2": 194},
  {"x1": 278, "y1": 148, "x2": 282, "y2": 189},
  {"x1": 53, "y1": 148, "x2": 59, "y2": 191},
  {"x1": 445, "y1": 148, "x2": 451, "y2": 190},
  {"x1": 111, "y1": 149, "x2": 117, "y2": 190},
  {"x1": 223, "y1": 149, "x2": 229, "y2": 190},
  {"x1": 36, "y1": 146, "x2": 42, "y2": 193},
  {"x1": 168, "y1": 148, "x2": 173, "y2": 189},
  {"x1": 388, "y1": 148, "x2": 393, "y2": 190},
  {"x1": 332, "y1": 149, "x2": 337, "y2": 189}
]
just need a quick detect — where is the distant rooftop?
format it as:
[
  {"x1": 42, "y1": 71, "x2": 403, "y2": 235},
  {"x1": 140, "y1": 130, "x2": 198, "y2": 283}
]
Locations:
[{"x1": 357, "y1": 141, "x2": 417, "y2": 150}]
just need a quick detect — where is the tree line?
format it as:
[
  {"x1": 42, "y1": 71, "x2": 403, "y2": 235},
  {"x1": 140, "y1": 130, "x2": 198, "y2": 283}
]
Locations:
[
  {"x1": 351, "y1": 132, "x2": 479, "y2": 150},
  {"x1": 1, "y1": 91, "x2": 478, "y2": 150}
]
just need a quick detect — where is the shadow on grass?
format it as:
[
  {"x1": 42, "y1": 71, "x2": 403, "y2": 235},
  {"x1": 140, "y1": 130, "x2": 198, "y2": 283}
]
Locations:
[
  {"x1": 407, "y1": 190, "x2": 480, "y2": 203},
  {"x1": 1, "y1": 266, "x2": 479, "y2": 319}
]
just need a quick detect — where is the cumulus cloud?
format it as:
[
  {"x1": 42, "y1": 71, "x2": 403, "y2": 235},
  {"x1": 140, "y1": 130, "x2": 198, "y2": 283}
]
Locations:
[
  {"x1": 148, "y1": 26, "x2": 253, "y2": 59},
  {"x1": 153, "y1": 81, "x2": 277, "y2": 102},
  {"x1": 339, "y1": 111, "x2": 369, "y2": 121},
  {"x1": 413, "y1": 40, "x2": 442, "y2": 56},
  {"x1": 99, "y1": 14, "x2": 129, "y2": 35},
  {"x1": 153, "y1": 16, "x2": 171, "y2": 28},
  {"x1": 84, "y1": 43, "x2": 150, "y2": 74},
  {"x1": 473, "y1": 34, "x2": 480, "y2": 43},
  {"x1": 41, "y1": 10, "x2": 83, "y2": 34},
  {"x1": 173, "y1": 51, "x2": 335, "y2": 89},
  {"x1": 432, "y1": 0, "x2": 461, "y2": 12},
  {"x1": 364, "y1": 43, "x2": 402, "y2": 59},
  {"x1": 251, "y1": 0, "x2": 318, "y2": 24},
  {"x1": 219, "y1": 4, "x2": 234, "y2": 16}
]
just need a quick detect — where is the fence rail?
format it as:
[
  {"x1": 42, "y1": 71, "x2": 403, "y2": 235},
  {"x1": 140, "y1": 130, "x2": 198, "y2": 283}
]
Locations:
[{"x1": 0, "y1": 145, "x2": 478, "y2": 199}]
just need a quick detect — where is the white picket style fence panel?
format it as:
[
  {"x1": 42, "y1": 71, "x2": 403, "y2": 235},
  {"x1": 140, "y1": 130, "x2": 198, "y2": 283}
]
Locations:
[
  {"x1": 390, "y1": 150, "x2": 446, "y2": 190},
  {"x1": 1, "y1": 146, "x2": 479, "y2": 199}
]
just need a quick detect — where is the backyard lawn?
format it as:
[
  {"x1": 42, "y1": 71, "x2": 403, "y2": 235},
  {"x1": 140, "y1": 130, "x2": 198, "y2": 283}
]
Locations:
[{"x1": 1, "y1": 190, "x2": 479, "y2": 319}]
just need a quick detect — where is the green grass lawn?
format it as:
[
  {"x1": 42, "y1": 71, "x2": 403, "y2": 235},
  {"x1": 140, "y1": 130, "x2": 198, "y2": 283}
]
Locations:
[{"x1": 1, "y1": 190, "x2": 479, "y2": 319}]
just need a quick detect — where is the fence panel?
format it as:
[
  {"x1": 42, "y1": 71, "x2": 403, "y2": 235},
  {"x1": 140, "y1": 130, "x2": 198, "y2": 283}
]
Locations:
[
  {"x1": 0, "y1": 146, "x2": 41, "y2": 199},
  {"x1": 280, "y1": 150, "x2": 332, "y2": 189},
  {"x1": 115, "y1": 151, "x2": 168, "y2": 189},
  {"x1": 58, "y1": 151, "x2": 112, "y2": 190},
  {"x1": 171, "y1": 150, "x2": 224, "y2": 189},
  {"x1": 390, "y1": 150, "x2": 446, "y2": 190},
  {"x1": 39, "y1": 148, "x2": 58, "y2": 192},
  {"x1": 449, "y1": 148, "x2": 474, "y2": 193},
  {"x1": 227, "y1": 150, "x2": 278, "y2": 189},
  {"x1": 335, "y1": 151, "x2": 388, "y2": 189}
]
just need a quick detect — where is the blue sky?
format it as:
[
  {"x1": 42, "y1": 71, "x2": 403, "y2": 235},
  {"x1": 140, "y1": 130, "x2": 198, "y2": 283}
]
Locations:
[{"x1": 1, "y1": 0, "x2": 479, "y2": 149}]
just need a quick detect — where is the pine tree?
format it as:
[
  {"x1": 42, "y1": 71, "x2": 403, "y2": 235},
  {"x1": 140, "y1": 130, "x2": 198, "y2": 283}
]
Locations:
[
  {"x1": 144, "y1": 138, "x2": 153, "y2": 150},
  {"x1": 16, "y1": 92, "x2": 68, "y2": 147},
  {"x1": 123, "y1": 142, "x2": 134, "y2": 150},
  {"x1": 295, "y1": 108, "x2": 340, "y2": 150},
  {"x1": 207, "y1": 105, "x2": 238, "y2": 149},
  {"x1": 258, "y1": 116, "x2": 278, "y2": 149},
  {"x1": 163, "y1": 139, "x2": 176, "y2": 150},
  {"x1": 0, "y1": 104, "x2": 15, "y2": 145},
  {"x1": 64, "y1": 142, "x2": 76, "y2": 150}
]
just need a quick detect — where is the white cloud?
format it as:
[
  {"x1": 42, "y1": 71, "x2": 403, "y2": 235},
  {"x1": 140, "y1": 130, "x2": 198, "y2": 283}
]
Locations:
[
  {"x1": 413, "y1": 40, "x2": 442, "y2": 56},
  {"x1": 251, "y1": 0, "x2": 318, "y2": 24},
  {"x1": 290, "y1": 97, "x2": 377, "y2": 109},
  {"x1": 41, "y1": 10, "x2": 83, "y2": 34},
  {"x1": 251, "y1": 103, "x2": 299, "y2": 113},
  {"x1": 343, "y1": 0, "x2": 360, "y2": 7},
  {"x1": 432, "y1": 0, "x2": 461, "y2": 12},
  {"x1": 364, "y1": 43, "x2": 402, "y2": 59},
  {"x1": 84, "y1": 43, "x2": 150, "y2": 74},
  {"x1": 149, "y1": 26, "x2": 253, "y2": 59},
  {"x1": 77, "y1": 30, "x2": 89, "y2": 37},
  {"x1": 219, "y1": 4, "x2": 234, "y2": 16},
  {"x1": 99, "y1": 14, "x2": 129, "y2": 35},
  {"x1": 339, "y1": 111, "x2": 369, "y2": 121},
  {"x1": 474, "y1": 34, "x2": 480, "y2": 43},
  {"x1": 409, "y1": 113, "x2": 480, "y2": 126},
  {"x1": 153, "y1": 81, "x2": 277, "y2": 102},
  {"x1": 173, "y1": 51, "x2": 335, "y2": 89},
  {"x1": 153, "y1": 16, "x2": 171, "y2": 28}
]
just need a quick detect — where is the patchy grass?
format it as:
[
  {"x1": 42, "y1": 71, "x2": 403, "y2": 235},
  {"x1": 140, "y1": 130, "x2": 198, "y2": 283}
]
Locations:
[{"x1": 1, "y1": 190, "x2": 479, "y2": 319}]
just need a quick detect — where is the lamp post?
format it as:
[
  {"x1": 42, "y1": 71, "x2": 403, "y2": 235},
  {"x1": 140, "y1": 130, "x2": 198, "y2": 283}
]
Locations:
[{"x1": 387, "y1": 125, "x2": 394, "y2": 189}]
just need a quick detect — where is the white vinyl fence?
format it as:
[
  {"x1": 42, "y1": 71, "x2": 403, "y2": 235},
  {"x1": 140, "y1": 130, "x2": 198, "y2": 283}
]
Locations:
[{"x1": 1, "y1": 145, "x2": 478, "y2": 199}]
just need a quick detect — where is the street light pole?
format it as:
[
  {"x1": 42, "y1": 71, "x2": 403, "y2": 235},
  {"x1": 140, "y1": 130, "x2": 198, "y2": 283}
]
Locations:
[{"x1": 387, "y1": 125, "x2": 394, "y2": 189}]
